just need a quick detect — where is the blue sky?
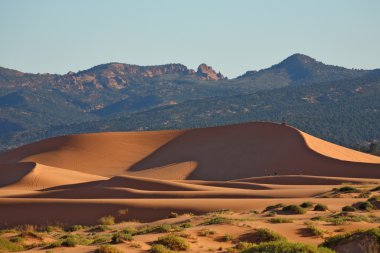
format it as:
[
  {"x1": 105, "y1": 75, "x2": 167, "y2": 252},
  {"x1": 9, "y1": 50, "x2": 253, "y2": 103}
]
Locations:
[{"x1": 0, "y1": 0, "x2": 379, "y2": 78}]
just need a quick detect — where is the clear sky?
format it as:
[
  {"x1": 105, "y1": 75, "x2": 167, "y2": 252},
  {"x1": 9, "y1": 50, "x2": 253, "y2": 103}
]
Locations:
[{"x1": 1, "y1": 0, "x2": 379, "y2": 78}]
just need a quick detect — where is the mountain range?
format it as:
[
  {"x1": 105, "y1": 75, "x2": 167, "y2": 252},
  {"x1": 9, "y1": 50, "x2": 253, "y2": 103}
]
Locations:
[{"x1": 1, "y1": 53, "x2": 379, "y2": 151}]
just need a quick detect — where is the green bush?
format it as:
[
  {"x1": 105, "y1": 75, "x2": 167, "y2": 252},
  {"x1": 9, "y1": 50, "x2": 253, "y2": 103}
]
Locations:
[
  {"x1": 153, "y1": 234, "x2": 189, "y2": 251},
  {"x1": 268, "y1": 217, "x2": 294, "y2": 223},
  {"x1": 150, "y1": 244, "x2": 172, "y2": 253},
  {"x1": 95, "y1": 245, "x2": 124, "y2": 253},
  {"x1": 300, "y1": 202, "x2": 314, "y2": 208},
  {"x1": 60, "y1": 234, "x2": 92, "y2": 247},
  {"x1": 282, "y1": 205, "x2": 306, "y2": 214},
  {"x1": 203, "y1": 217, "x2": 233, "y2": 225},
  {"x1": 314, "y1": 204, "x2": 328, "y2": 211},
  {"x1": 357, "y1": 201, "x2": 374, "y2": 211},
  {"x1": 111, "y1": 232, "x2": 133, "y2": 244},
  {"x1": 251, "y1": 228, "x2": 286, "y2": 243},
  {"x1": 0, "y1": 237, "x2": 26, "y2": 251},
  {"x1": 262, "y1": 203, "x2": 284, "y2": 213},
  {"x1": 98, "y1": 215, "x2": 115, "y2": 225},
  {"x1": 342, "y1": 205, "x2": 356, "y2": 212},
  {"x1": 304, "y1": 222, "x2": 324, "y2": 237},
  {"x1": 179, "y1": 223, "x2": 192, "y2": 228},
  {"x1": 337, "y1": 186, "x2": 359, "y2": 193},
  {"x1": 241, "y1": 241, "x2": 335, "y2": 253}
]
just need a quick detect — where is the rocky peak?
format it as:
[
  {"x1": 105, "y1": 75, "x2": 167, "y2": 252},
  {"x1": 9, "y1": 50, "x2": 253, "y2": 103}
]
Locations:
[
  {"x1": 196, "y1": 64, "x2": 225, "y2": 81},
  {"x1": 275, "y1": 53, "x2": 317, "y2": 68}
]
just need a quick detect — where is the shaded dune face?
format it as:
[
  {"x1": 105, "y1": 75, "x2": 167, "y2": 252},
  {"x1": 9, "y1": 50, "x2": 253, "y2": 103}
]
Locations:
[
  {"x1": 128, "y1": 123, "x2": 380, "y2": 180},
  {"x1": 0, "y1": 122, "x2": 380, "y2": 180}
]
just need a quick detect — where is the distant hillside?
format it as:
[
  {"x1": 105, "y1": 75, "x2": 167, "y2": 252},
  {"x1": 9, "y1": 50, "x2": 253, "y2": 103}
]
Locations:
[{"x1": 0, "y1": 54, "x2": 378, "y2": 151}]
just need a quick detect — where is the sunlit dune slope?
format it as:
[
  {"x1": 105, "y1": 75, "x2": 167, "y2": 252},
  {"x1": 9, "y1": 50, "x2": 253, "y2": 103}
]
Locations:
[
  {"x1": 0, "y1": 162, "x2": 106, "y2": 190},
  {"x1": 0, "y1": 122, "x2": 379, "y2": 180}
]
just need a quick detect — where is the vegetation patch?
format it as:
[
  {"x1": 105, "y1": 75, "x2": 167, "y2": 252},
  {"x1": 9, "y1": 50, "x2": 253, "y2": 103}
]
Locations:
[
  {"x1": 239, "y1": 228, "x2": 286, "y2": 244},
  {"x1": 95, "y1": 245, "x2": 124, "y2": 253},
  {"x1": 321, "y1": 228, "x2": 380, "y2": 252},
  {"x1": 98, "y1": 215, "x2": 116, "y2": 225},
  {"x1": 262, "y1": 203, "x2": 284, "y2": 213},
  {"x1": 356, "y1": 201, "x2": 374, "y2": 211},
  {"x1": 268, "y1": 217, "x2": 294, "y2": 223},
  {"x1": 336, "y1": 186, "x2": 359, "y2": 193},
  {"x1": 111, "y1": 231, "x2": 133, "y2": 244},
  {"x1": 241, "y1": 241, "x2": 335, "y2": 253},
  {"x1": 153, "y1": 234, "x2": 189, "y2": 251},
  {"x1": 313, "y1": 204, "x2": 328, "y2": 211},
  {"x1": 300, "y1": 202, "x2": 314, "y2": 208},
  {"x1": 0, "y1": 237, "x2": 26, "y2": 251},
  {"x1": 304, "y1": 221, "x2": 324, "y2": 237},
  {"x1": 202, "y1": 216, "x2": 234, "y2": 225},
  {"x1": 282, "y1": 205, "x2": 306, "y2": 214},
  {"x1": 342, "y1": 205, "x2": 356, "y2": 212}
]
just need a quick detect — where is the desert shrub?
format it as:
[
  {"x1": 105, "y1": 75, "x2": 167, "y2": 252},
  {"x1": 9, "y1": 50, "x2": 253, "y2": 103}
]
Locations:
[
  {"x1": 168, "y1": 212, "x2": 179, "y2": 218},
  {"x1": 314, "y1": 204, "x2": 328, "y2": 211},
  {"x1": 262, "y1": 203, "x2": 284, "y2": 213},
  {"x1": 198, "y1": 228, "x2": 216, "y2": 237},
  {"x1": 111, "y1": 232, "x2": 133, "y2": 244},
  {"x1": 342, "y1": 205, "x2": 356, "y2": 212},
  {"x1": 98, "y1": 215, "x2": 115, "y2": 225},
  {"x1": 203, "y1": 217, "x2": 233, "y2": 225},
  {"x1": 60, "y1": 234, "x2": 92, "y2": 247},
  {"x1": 61, "y1": 238, "x2": 77, "y2": 247},
  {"x1": 92, "y1": 234, "x2": 113, "y2": 244},
  {"x1": 304, "y1": 221, "x2": 324, "y2": 237},
  {"x1": 235, "y1": 241, "x2": 255, "y2": 250},
  {"x1": 320, "y1": 228, "x2": 380, "y2": 251},
  {"x1": 300, "y1": 202, "x2": 314, "y2": 208},
  {"x1": 89, "y1": 225, "x2": 110, "y2": 232},
  {"x1": 135, "y1": 224, "x2": 183, "y2": 235},
  {"x1": 153, "y1": 234, "x2": 189, "y2": 251},
  {"x1": 337, "y1": 186, "x2": 359, "y2": 193},
  {"x1": 268, "y1": 217, "x2": 293, "y2": 223},
  {"x1": 179, "y1": 223, "x2": 192, "y2": 228},
  {"x1": 282, "y1": 205, "x2": 306, "y2": 214},
  {"x1": 368, "y1": 195, "x2": 380, "y2": 202},
  {"x1": 358, "y1": 192, "x2": 371, "y2": 198},
  {"x1": 370, "y1": 185, "x2": 380, "y2": 191},
  {"x1": 95, "y1": 245, "x2": 124, "y2": 253},
  {"x1": 220, "y1": 234, "x2": 234, "y2": 242},
  {"x1": 65, "y1": 224, "x2": 84, "y2": 232},
  {"x1": 0, "y1": 237, "x2": 26, "y2": 251},
  {"x1": 122, "y1": 226, "x2": 135, "y2": 234},
  {"x1": 251, "y1": 228, "x2": 286, "y2": 243},
  {"x1": 150, "y1": 244, "x2": 172, "y2": 253},
  {"x1": 241, "y1": 241, "x2": 335, "y2": 253},
  {"x1": 357, "y1": 201, "x2": 374, "y2": 211},
  {"x1": 9, "y1": 236, "x2": 24, "y2": 243}
]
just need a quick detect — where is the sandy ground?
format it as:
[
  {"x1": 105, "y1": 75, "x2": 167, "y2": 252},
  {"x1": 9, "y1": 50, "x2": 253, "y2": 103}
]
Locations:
[{"x1": 0, "y1": 122, "x2": 379, "y2": 252}]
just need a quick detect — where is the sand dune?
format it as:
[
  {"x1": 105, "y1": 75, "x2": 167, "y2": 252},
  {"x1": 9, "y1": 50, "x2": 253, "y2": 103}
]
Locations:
[
  {"x1": 0, "y1": 162, "x2": 106, "y2": 190},
  {"x1": 0, "y1": 122, "x2": 379, "y2": 227},
  {"x1": 0, "y1": 122, "x2": 379, "y2": 180}
]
